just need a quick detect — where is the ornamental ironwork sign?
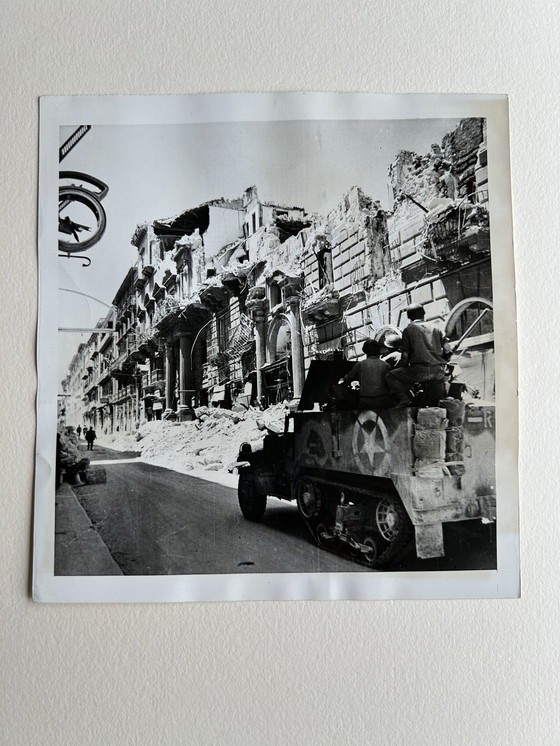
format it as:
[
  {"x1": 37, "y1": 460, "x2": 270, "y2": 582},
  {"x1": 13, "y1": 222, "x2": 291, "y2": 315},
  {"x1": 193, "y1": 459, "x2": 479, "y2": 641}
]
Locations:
[{"x1": 58, "y1": 126, "x2": 109, "y2": 267}]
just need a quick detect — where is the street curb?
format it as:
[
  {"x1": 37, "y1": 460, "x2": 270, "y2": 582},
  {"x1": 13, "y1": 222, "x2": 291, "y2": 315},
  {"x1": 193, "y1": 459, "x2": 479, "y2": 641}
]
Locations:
[{"x1": 54, "y1": 483, "x2": 122, "y2": 576}]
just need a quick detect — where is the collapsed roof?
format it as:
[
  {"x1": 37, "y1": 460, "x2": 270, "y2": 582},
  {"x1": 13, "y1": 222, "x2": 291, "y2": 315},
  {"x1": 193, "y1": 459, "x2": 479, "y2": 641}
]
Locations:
[
  {"x1": 153, "y1": 204, "x2": 210, "y2": 238},
  {"x1": 152, "y1": 198, "x2": 244, "y2": 239}
]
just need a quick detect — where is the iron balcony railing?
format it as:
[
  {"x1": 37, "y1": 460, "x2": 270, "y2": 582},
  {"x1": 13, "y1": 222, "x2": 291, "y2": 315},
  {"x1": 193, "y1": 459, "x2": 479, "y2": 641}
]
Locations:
[{"x1": 385, "y1": 189, "x2": 490, "y2": 262}]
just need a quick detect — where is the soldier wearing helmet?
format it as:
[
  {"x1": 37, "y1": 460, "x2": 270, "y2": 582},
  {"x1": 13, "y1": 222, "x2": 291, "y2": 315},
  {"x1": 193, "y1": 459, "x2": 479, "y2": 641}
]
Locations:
[
  {"x1": 386, "y1": 303, "x2": 452, "y2": 406},
  {"x1": 381, "y1": 332, "x2": 403, "y2": 369}
]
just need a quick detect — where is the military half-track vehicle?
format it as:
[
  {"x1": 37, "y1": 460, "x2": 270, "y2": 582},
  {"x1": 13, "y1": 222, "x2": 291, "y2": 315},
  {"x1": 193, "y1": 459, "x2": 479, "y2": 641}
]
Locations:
[{"x1": 236, "y1": 360, "x2": 496, "y2": 569}]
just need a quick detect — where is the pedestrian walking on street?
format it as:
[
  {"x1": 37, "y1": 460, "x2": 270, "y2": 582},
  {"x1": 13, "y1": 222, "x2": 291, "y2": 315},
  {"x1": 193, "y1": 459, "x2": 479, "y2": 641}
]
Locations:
[
  {"x1": 85, "y1": 426, "x2": 97, "y2": 451},
  {"x1": 76, "y1": 425, "x2": 82, "y2": 438}
]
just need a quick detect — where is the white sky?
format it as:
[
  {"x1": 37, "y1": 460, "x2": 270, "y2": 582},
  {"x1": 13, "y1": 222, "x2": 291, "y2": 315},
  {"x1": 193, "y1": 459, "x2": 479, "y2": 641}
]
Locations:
[{"x1": 58, "y1": 118, "x2": 459, "y2": 377}]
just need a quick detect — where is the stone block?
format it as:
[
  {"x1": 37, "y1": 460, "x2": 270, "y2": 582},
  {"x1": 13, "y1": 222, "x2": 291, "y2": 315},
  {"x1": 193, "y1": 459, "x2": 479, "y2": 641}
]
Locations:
[
  {"x1": 335, "y1": 281, "x2": 352, "y2": 298},
  {"x1": 399, "y1": 219, "x2": 424, "y2": 245},
  {"x1": 332, "y1": 228, "x2": 348, "y2": 246},
  {"x1": 350, "y1": 241, "x2": 365, "y2": 260},
  {"x1": 337, "y1": 255, "x2": 353, "y2": 276},
  {"x1": 83, "y1": 467, "x2": 107, "y2": 484},
  {"x1": 398, "y1": 240, "x2": 418, "y2": 260},
  {"x1": 410, "y1": 283, "x2": 433, "y2": 306},
  {"x1": 475, "y1": 165, "x2": 488, "y2": 187},
  {"x1": 344, "y1": 310, "x2": 363, "y2": 331},
  {"x1": 431, "y1": 279, "x2": 446, "y2": 300},
  {"x1": 341, "y1": 232, "x2": 359, "y2": 253},
  {"x1": 423, "y1": 298, "x2": 451, "y2": 323}
]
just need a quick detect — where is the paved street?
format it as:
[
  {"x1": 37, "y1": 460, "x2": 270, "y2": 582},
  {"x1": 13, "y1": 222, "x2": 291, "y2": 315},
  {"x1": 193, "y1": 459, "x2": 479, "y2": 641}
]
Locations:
[
  {"x1": 59, "y1": 444, "x2": 363, "y2": 575},
  {"x1": 56, "y1": 444, "x2": 496, "y2": 576}
]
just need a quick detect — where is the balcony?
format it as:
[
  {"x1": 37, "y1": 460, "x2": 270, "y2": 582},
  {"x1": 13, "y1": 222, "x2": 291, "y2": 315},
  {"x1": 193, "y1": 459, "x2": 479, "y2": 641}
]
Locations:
[
  {"x1": 137, "y1": 331, "x2": 159, "y2": 355},
  {"x1": 422, "y1": 197, "x2": 490, "y2": 261},
  {"x1": 301, "y1": 285, "x2": 341, "y2": 325},
  {"x1": 110, "y1": 384, "x2": 137, "y2": 403},
  {"x1": 110, "y1": 350, "x2": 128, "y2": 371},
  {"x1": 109, "y1": 347, "x2": 137, "y2": 376},
  {"x1": 162, "y1": 268, "x2": 177, "y2": 291},
  {"x1": 84, "y1": 379, "x2": 98, "y2": 396},
  {"x1": 199, "y1": 282, "x2": 229, "y2": 312},
  {"x1": 153, "y1": 295, "x2": 180, "y2": 323},
  {"x1": 142, "y1": 369, "x2": 165, "y2": 394},
  {"x1": 150, "y1": 369, "x2": 164, "y2": 386}
]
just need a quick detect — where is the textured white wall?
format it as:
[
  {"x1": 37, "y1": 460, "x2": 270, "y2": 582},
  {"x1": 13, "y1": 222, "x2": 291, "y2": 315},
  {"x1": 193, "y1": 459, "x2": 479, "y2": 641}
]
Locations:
[{"x1": 1, "y1": 1, "x2": 557, "y2": 743}]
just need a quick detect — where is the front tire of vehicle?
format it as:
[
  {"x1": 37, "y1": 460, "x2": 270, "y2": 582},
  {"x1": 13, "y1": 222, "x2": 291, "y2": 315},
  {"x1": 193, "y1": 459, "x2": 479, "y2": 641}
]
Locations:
[
  {"x1": 296, "y1": 478, "x2": 322, "y2": 519},
  {"x1": 238, "y1": 475, "x2": 267, "y2": 521}
]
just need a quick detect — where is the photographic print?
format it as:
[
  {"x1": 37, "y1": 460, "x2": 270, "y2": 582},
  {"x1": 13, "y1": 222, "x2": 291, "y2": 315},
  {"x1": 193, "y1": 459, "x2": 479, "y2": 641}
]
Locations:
[{"x1": 34, "y1": 93, "x2": 518, "y2": 601}]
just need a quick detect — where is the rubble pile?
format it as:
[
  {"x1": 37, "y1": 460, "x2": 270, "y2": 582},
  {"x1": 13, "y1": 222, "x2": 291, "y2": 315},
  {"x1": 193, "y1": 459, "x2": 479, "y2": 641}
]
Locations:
[
  {"x1": 98, "y1": 404, "x2": 287, "y2": 479},
  {"x1": 388, "y1": 118, "x2": 485, "y2": 236}
]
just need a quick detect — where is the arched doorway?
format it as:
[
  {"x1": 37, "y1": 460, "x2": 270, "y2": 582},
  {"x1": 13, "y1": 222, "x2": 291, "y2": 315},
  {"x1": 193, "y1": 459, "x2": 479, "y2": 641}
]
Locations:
[
  {"x1": 445, "y1": 297, "x2": 494, "y2": 400},
  {"x1": 263, "y1": 316, "x2": 292, "y2": 404}
]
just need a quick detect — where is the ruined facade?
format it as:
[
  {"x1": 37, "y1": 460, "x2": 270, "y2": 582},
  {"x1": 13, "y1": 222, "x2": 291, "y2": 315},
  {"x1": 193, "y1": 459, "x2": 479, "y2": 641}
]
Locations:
[{"x1": 61, "y1": 118, "x2": 494, "y2": 433}]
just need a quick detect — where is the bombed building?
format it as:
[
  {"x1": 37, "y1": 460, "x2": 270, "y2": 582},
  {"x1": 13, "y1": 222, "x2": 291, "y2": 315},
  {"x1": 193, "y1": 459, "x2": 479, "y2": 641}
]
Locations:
[{"x1": 62, "y1": 118, "x2": 493, "y2": 433}]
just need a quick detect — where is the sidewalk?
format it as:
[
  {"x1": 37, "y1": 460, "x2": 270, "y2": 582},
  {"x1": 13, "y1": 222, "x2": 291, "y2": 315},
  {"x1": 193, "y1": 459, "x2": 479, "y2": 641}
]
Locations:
[{"x1": 54, "y1": 483, "x2": 122, "y2": 576}]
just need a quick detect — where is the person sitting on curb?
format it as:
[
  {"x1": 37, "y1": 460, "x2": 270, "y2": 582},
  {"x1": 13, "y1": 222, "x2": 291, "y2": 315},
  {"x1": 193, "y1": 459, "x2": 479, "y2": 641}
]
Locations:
[
  {"x1": 386, "y1": 303, "x2": 452, "y2": 406},
  {"x1": 338, "y1": 338, "x2": 393, "y2": 410},
  {"x1": 57, "y1": 428, "x2": 90, "y2": 486}
]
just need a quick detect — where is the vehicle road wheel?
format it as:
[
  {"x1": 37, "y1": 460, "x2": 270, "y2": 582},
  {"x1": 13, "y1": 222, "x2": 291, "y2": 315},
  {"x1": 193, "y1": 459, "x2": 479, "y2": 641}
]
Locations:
[
  {"x1": 238, "y1": 475, "x2": 267, "y2": 521},
  {"x1": 361, "y1": 536, "x2": 379, "y2": 567},
  {"x1": 296, "y1": 478, "x2": 322, "y2": 519},
  {"x1": 376, "y1": 498, "x2": 406, "y2": 542},
  {"x1": 315, "y1": 522, "x2": 329, "y2": 549},
  {"x1": 364, "y1": 496, "x2": 413, "y2": 568}
]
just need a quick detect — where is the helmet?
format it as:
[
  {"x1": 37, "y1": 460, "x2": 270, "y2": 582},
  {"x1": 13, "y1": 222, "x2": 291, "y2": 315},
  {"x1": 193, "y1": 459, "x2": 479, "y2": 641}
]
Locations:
[{"x1": 383, "y1": 333, "x2": 402, "y2": 350}]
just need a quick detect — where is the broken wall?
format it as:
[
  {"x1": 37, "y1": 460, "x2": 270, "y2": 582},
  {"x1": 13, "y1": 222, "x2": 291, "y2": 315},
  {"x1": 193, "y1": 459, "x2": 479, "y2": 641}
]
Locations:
[
  {"x1": 441, "y1": 118, "x2": 484, "y2": 197},
  {"x1": 302, "y1": 186, "x2": 390, "y2": 298},
  {"x1": 173, "y1": 232, "x2": 206, "y2": 300},
  {"x1": 387, "y1": 118, "x2": 485, "y2": 258},
  {"x1": 300, "y1": 186, "x2": 391, "y2": 363},
  {"x1": 204, "y1": 204, "x2": 245, "y2": 266}
]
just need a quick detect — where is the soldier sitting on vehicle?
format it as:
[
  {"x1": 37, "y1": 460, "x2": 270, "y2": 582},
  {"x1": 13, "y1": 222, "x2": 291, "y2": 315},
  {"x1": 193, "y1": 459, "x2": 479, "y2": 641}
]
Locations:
[
  {"x1": 386, "y1": 303, "x2": 452, "y2": 406},
  {"x1": 381, "y1": 332, "x2": 403, "y2": 369},
  {"x1": 338, "y1": 338, "x2": 393, "y2": 410}
]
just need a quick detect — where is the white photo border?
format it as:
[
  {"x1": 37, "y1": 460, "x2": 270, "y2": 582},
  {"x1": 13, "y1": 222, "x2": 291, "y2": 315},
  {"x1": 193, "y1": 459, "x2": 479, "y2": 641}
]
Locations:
[{"x1": 34, "y1": 93, "x2": 519, "y2": 602}]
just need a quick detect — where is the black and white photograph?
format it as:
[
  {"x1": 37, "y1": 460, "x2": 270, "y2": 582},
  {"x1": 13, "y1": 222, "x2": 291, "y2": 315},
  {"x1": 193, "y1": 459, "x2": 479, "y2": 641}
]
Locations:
[{"x1": 34, "y1": 93, "x2": 518, "y2": 601}]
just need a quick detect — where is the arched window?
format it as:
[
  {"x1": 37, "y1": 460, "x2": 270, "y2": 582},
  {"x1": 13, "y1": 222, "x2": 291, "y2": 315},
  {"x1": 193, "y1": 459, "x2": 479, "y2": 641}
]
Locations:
[{"x1": 267, "y1": 316, "x2": 291, "y2": 363}]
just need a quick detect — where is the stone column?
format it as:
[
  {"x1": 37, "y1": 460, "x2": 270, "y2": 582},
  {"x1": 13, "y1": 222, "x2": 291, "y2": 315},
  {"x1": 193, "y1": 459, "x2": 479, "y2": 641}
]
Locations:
[
  {"x1": 254, "y1": 316, "x2": 267, "y2": 404},
  {"x1": 246, "y1": 288, "x2": 269, "y2": 405},
  {"x1": 284, "y1": 279, "x2": 305, "y2": 399},
  {"x1": 164, "y1": 341, "x2": 176, "y2": 414},
  {"x1": 178, "y1": 333, "x2": 195, "y2": 421}
]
